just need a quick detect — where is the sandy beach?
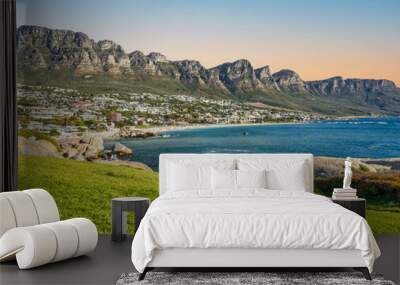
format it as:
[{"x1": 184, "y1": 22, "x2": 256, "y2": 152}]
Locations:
[{"x1": 137, "y1": 121, "x2": 306, "y2": 134}]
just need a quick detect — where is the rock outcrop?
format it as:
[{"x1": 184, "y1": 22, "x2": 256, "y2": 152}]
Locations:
[
  {"x1": 18, "y1": 136, "x2": 61, "y2": 158},
  {"x1": 211, "y1": 59, "x2": 264, "y2": 92},
  {"x1": 147, "y1": 52, "x2": 167, "y2": 63},
  {"x1": 97, "y1": 40, "x2": 130, "y2": 74},
  {"x1": 17, "y1": 25, "x2": 103, "y2": 73},
  {"x1": 306, "y1": 77, "x2": 397, "y2": 95},
  {"x1": 255, "y1": 66, "x2": 280, "y2": 90},
  {"x1": 129, "y1": 50, "x2": 158, "y2": 74},
  {"x1": 272, "y1": 69, "x2": 307, "y2": 93},
  {"x1": 111, "y1": 143, "x2": 133, "y2": 156},
  {"x1": 58, "y1": 134, "x2": 104, "y2": 160},
  {"x1": 173, "y1": 60, "x2": 209, "y2": 85}
]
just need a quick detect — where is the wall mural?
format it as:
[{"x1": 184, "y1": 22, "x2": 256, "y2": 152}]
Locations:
[{"x1": 16, "y1": 0, "x2": 400, "y2": 233}]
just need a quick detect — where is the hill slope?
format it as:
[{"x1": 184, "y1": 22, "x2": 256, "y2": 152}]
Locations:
[{"x1": 18, "y1": 155, "x2": 159, "y2": 233}]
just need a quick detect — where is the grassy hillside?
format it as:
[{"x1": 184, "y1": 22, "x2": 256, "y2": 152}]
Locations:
[
  {"x1": 18, "y1": 155, "x2": 158, "y2": 233},
  {"x1": 18, "y1": 155, "x2": 399, "y2": 234},
  {"x1": 367, "y1": 209, "x2": 400, "y2": 233},
  {"x1": 17, "y1": 70, "x2": 231, "y2": 100},
  {"x1": 235, "y1": 90, "x2": 378, "y2": 116}
]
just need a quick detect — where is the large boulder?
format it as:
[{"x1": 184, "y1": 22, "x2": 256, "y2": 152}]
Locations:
[
  {"x1": 62, "y1": 147, "x2": 79, "y2": 159},
  {"x1": 80, "y1": 135, "x2": 92, "y2": 144},
  {"x1": 89, "y1": 135, "x2": 104, "y2": 152},
  {"x1": 84, "y1": 145, "x2": 99, "y2": 160},
  {"x1": 58, "y1": 136, "x2": 81, "y2": 148},
  {"x1": 80, "y1": 134, "x2": 104, "y2": 151},
  {"x1": 71, "y1": 153, "x2": 85, "y2": 161},
  {"x1": 18, "y1": 136, "x2": 60, "y2": 158},
  {"x1": 58, "y1": 134, "x2": 104, "y2": 161},
  {"x1": 76, "y1": 143, "x2": 89, "y2": 155},
  {"x1": 112, "y1": 143, "x2": 133, "y2": 156}
]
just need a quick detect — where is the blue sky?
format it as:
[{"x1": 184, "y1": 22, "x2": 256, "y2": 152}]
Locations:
[{"x1": 17, "y1": 0, "x2": 400, "y2": 84}]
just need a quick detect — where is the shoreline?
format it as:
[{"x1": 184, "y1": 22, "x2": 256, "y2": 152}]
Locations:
[
  {"x1": 118, "y1": 121, "x2": 306, "y2": 137},
  {"x1": 93, "y1": 116, "x2": 398, "y2": 140},
  {"x1": 57, "y1": 120, "x2": 309, "y2": 144}
]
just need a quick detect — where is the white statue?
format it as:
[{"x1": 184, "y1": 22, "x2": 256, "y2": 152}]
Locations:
[{"x1": 343, "y1": 157, "x2": 352, "y2": 189}]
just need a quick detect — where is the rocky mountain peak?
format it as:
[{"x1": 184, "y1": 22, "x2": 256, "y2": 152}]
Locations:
[
  {"x1": 307, "y1": 76, "x2": 345, "y2": 95},
  {"x1": 128, "y1": 50, "x2": 156, "y2": 73},
  {"x1": 129, "y1": 50, "x2": 145, "y2": 58},
  {"x1": 255, "y1": 66, "x2": 280, "y2": 90},
  {"x1": 272, "y1": 69, "x2": 306, "y2": 92},
  {"x1": 98, "y1": 40, "x2": 119, "y2": 51},
  {"x1": 172, "y1": 60, "x2": 209, "y2": 85},
  {"x1": 255, "y1": 65, "x2": 271, "y2": 77},
  {"x1": 307, "y1": 77, "x2": 397, "y2": 95},
  {"x1": 228, "y1": 59, "x2": 253, "y2": 72},
  {"x1": 17, "y1": 25, "x2": 104, "y2": 73},
  {"x1": 329, "y1": 76, "x2": 344, "y2": 81},
  {"x1": 345, "y1": 79, "x2": 397, "y2": 93},
  {"x1": 96, "y1": 40, "x2": 130, "y2": 73},
  {"x1": 147, "y1": 52, "x2": 167, "y2": 63},
  {"x1": 211, "y1": 59, "x2": 264, "y2": 92},
  {"x1": 215, "y1": 59, "x2": 254, "y2": 75},
  {"x1": 273, "y1": 69, "x2": 301, "y2": 79}
]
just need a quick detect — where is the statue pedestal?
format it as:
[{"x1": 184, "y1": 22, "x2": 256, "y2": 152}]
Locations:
[
  {"x1": 333, "y1": 187, "x2": 356, "y2": 192},
  {"x1": 332, "y1": 188, "x2": 358, "y2": 200}
]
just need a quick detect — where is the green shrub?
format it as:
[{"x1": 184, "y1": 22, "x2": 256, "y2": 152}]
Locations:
[
  {"x1": 359, "y1": 164, "x2": 370, "y2": 172},
  {"x1": 315, "y1": 172, "x2": 400, "y2": 207}
]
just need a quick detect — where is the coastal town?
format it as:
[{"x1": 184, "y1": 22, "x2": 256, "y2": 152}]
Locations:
[{"x1": 17, "y1": 84, "x2": 329, "y2": 138}]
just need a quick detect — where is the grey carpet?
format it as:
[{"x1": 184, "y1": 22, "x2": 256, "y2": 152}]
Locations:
[{"x1": 116, "y1": 272, "x2": 396, "y2": 285}]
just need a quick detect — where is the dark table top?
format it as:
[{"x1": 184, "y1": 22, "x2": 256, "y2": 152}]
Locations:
[
  {"x1": 332, "y1": 198, "x2": 366, "y2": 202},
  {"x1": 112, "y1": 197, "x2": 150, "y2": 203}
]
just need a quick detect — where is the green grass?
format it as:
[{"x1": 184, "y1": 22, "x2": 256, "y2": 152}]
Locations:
[
  {"x1": 18, "y1": 155, "x2": 400, "y2": 234},
  {"x1": 367, "y1": 209, "x2": 400, "y2": 234},
  {"x1": 18, "y1": 155, "x2": 158, "y2": 234}
]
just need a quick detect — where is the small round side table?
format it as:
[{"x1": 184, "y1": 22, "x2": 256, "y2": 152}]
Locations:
[{"x1": 111, "y1": 197, "x2": 150, "y2": 242}]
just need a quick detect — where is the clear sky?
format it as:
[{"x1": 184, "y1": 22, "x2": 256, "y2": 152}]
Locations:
[{"x1": 17, "y1": 0, "x2": 400, "y2": 85}]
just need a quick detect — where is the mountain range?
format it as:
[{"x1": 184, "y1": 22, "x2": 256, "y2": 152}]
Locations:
[{"x1": 17, "y1": 25, "x2": 400, "y2": 115}]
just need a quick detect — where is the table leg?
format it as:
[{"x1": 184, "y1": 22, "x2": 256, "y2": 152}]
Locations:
[
  {"x1": 134, "y1": 202, "x2": 149, "y2": 234},
  {"x1": 112, "y1": 203, "x2": 127, "y2": 241}
]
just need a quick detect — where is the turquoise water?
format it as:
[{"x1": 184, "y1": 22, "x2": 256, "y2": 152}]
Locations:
[{"x1": 105, "y1": 117, "x2": 400, "y2": 170}]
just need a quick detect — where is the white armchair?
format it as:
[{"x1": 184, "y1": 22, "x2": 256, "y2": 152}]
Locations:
[{"x1": 0, "y1": 189, "x2": 98, "y2": 269}]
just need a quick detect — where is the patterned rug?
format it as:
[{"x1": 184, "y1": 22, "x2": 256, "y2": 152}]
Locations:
[{"x1": 116, "y1": 271, "x2": 396, "y2": 285}]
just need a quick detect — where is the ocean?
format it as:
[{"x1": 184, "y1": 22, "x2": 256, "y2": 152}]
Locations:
[{"x1": 105, "y1": 117, "x2": 400, "y2": 170}]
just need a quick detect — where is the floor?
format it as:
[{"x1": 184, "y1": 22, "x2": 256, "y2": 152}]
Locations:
[
  {"x1": 0, "y1": 236, "x2": 134, "y2": 285},
  {"x1": 0, "y1": 235, "x2": 399, "y2": 285}
]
